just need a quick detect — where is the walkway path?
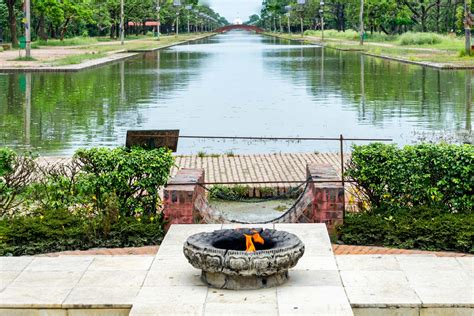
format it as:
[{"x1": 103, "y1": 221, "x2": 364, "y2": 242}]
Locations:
[{"x1": 0, "y1": 34, "x2": 213, "y2": 72}]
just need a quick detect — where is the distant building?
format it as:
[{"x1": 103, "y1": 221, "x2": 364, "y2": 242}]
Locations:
[{"x1": 127, "y1": 21, "x2": 160, "y2": 34}]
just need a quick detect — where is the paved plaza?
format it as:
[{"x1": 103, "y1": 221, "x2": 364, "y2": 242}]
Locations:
[{"x1": 1, "y1": 224, "x2": 472, "y2": 315}]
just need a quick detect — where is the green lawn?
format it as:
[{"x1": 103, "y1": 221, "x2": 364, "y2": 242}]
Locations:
[{"x1": 270, "y1": 30, "x2": 474, "y2": 67}]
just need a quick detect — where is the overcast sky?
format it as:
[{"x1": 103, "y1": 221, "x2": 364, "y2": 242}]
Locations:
[{"x1": 205, "y1": 0, "x2": 262, "y2": 23}]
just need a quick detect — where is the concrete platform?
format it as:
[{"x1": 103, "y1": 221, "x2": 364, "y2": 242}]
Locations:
[{"x1": 0, "y1": 224, "x2": 472, "y2": 315}]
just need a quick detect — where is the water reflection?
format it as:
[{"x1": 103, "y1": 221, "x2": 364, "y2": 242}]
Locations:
[
  {"x1": 0, "y1": 31, "x2": 472, "y2": 155},
  {"x1": 466, "y1": 71, "x2": 472, "y2": 132}
]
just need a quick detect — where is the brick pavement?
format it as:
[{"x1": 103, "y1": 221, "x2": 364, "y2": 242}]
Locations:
[
  {"x1": 172, "y1": 153, "x2": 344, "y2": 186},
  {"x1": 40, "y1": 153, "x2": 346, "y2": 196},
  {"x1": 41, "y1": 244, "x2": 470, "y2": 257}
]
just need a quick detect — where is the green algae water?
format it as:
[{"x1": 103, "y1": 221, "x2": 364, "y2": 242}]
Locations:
[{"x1": 0, "y1": 31, "x2": 472, "y2": 155}]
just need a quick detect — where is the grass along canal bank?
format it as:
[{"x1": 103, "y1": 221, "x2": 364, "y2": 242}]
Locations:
[
  {"x1": 266, "y1": 30, "x2": 474, "y2": 69},
  {"x1": 0, "y1": 33, "x2": 215, "y2": 73}
]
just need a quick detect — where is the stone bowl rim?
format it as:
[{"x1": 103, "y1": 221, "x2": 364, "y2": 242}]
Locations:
[{"x1": 183, "y1": 228, "x2": 305, "y2": 255}]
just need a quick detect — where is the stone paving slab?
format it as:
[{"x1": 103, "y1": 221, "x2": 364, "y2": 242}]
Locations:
[
  {"x1": 337, "y1": 255, "x2": 474, "y2": 310},
  {"x1": 130, "y1": 223, "x2": 352, "y2": 316},
  {"x1": 0, "y1": 226, "x2": 473, "y2": 315}
]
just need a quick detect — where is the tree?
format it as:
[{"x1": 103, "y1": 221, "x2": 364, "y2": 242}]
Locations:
[
  {"x1": 32, "y1": 0, "x2": 62, "y2": 40},
  {"x1": 245, "y1": 14, "x2": 260, "y2": 25},
  {"x1": 5, "y1": 0, "x2": 19, "y2": 46},
  {"x1": 0, "y1": 0, "x2": 8, "y2": 41}
]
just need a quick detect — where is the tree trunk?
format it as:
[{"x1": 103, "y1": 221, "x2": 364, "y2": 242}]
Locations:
[
  {"x1": 38, "y1": 14, "x2": 48, "y2": 41},
  {"x1": 6, "y1": 0, "x2": 18, "y2": 46},
  {"x1": 60, "y1": 18, "x2": 70, "y2": 41},
  {"x1": 421, "y1": 5, "x2": 427, "y2": 32},
  {"x1": 50, "y1": 25, "x2": 56, "y2": 39},
  {"x1": 436, "y1": 0, "x2": 440, "y2": 33},
  {"x1": 110, "y1": 24, "x2": 115, "y2": 39}
]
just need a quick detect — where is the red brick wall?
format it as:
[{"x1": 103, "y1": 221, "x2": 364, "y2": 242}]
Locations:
[
  {"x1": 305, "y1": 164, "x2": 345, "y2": 232},
  {"x1": 162, "y1": 168, "x2": 205, "y2": 229}
]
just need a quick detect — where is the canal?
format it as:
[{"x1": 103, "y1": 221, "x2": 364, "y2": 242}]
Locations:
[{"x1": 0, "y1": 31, "x2": 472, "y2": 155}]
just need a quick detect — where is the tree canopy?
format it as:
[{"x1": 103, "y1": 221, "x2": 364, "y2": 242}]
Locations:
[
  {"x1": 257, "y1": 0, "x2": 472, "y2": 35},
  {"x1": 0, "y1": 0, "x2": 228, "y2": 45}
]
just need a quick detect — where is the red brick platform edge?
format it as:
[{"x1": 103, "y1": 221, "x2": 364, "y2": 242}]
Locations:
[
  {"x1": 40, "y1": 245, "x2": 472, "y2": 257},
  {"x1": 162, "y1": 164, "x2": 345, "y2": 231}
]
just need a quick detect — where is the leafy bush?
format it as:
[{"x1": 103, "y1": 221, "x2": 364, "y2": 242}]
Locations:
[
  {"x1": 28, "y1": 160, "x2": 84, "y2": 212},
  {"x1": 32, "y1": 37, "x2": 98, "y2": 47},
  {"x1": 303, "y1": 29, "x2": 396, "y2": 42},
  {"x1": 399, "y1": 32, "x2": 443, "y2": 45},
  {"x1": 209, "y1": 185, "x2": 250, "y2": 200},
  {"x1": 345, "y1": 143, "x2": 473, "y2": 213},
  {"x1": 458, "y1": 48, "x2": 474, "y2": 57},
  {"x1": 74, "y1": 147, "x2": 174, "y2": 217},
  {"x1": 0, "y1": 209, "x2": 165, "y2": 256},
  {"x1": 338, "y1": 207, "x2": 473, "y2": 253},
  {"x1": 0, "y1": 148, "x2": 36, "y2": 214},
  {"x1": 0, "y1": 146, "x2": 173, "y2": 255}
]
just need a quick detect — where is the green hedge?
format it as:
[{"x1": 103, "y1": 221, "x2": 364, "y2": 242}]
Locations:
[
  {"x1": 338, "y1": 207, "x2": 473, "y2": 253},
  {"x1": 0, "y1": 209, "x2": 165, "y2": 256},
  {"x1": 345, "y1": 143, "x2": 473, "y2": 213}
]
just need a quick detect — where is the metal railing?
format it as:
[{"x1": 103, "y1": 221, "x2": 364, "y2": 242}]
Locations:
[{"x1": 160, "y1": 133, "x2": 392, "y2": 186}]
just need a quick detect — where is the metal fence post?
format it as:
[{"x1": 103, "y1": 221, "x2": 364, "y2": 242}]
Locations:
[{"x1": 340, "y1": 134, "x2": 346, "y2": 219}]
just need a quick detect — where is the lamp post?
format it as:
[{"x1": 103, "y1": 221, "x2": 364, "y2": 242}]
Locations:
[
  {"x1": 120, "y1": 0, "x2": 124, "y2": 45},
  {"x1": 285, "y1": 6, "x2": 292, "y2": 34},
  {"x1": 297, "y1": 0, "x2": 305, "y2": 37},
  {"x1": 24, "y1": 0, "x2": 31, "y2": 57},
  {"x1": 320, "y1": 1, "x2": 325, "y2": 42},
  {"x1": 359, "y1": 0, "x2": 364, "y2": 45},
  {"x1": 156, "y1": 0, "x2": 160, "y2": 40},
  {"x1": 173, "y1": 0, "x2": 181, "y2": 36},
  {"x1": 193, "y1": 9, "x2": 199, "y2": 32},
  {"x1": 185, "y1": 5, "x2": 192, "y2": 33},
  {"x1": 464, "y1": 0, "x2": 472, "y2": 56},
  {"x1": 268, "y1": 12, "x2": 272, "y2": 32}
]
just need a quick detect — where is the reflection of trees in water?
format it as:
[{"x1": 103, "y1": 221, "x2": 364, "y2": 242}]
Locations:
[
  {"x1": 264, "y1": 47, "x2": 471, "y2": 132},
  {"x1": 0, "y1": 49, "x2": 210, "y2": 153},
  {"x1": 466, "y1": 71, "x2": 472, "y2": 132}
]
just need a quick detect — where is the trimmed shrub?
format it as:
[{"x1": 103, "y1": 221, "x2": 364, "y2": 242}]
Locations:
[
  {"x1": 73, "y1": 147, "x2": 175, "y2": 217},
  {"x1": 345, "y1": 143, "x2": 473, "y2": 213},
  {"x1": 338, "y1": 207, "x2": 474, "y2": 253},
  {"x1": 399, "y1": 32, "x2": 443, "y2": 45},
  {"x1": 0, "y1": 209, "x2": 165, "y2": 256}
]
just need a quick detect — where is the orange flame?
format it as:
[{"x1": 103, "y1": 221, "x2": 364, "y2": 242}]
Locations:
[{"x1": 244, "y1": 230, "x2": 265, "y2": 253}]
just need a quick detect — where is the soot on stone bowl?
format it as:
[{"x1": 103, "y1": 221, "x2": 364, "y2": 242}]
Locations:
[{"x1": 183, "y1": 228, "x2": 305, "y2": 290}]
